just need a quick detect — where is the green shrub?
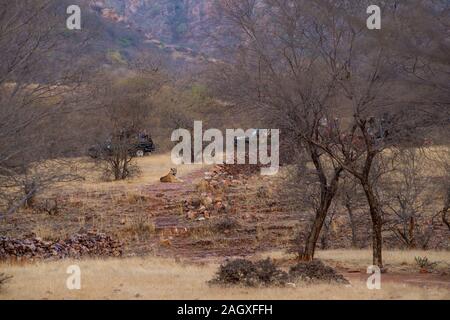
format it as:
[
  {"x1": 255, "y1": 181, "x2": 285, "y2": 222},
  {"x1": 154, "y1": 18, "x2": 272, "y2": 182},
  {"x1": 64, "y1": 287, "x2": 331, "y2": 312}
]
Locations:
[
  {"x1": 117, "y1": 37, "x2": 133, "y2": 48},
  {"x1": 415, "y1": 256, "x2": 437, "y2": 270}
]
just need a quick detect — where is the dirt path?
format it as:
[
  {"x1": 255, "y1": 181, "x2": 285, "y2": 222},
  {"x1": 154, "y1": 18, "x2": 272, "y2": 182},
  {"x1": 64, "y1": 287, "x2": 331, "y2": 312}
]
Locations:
[{"x1": 344, "y1": 272, "x2": 450, "y2": 290}]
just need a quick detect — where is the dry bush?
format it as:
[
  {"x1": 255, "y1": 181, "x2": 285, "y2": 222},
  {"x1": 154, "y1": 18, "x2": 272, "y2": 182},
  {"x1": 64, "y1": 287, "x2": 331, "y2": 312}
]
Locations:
[
  {"x1": 289, "y1": 260, "x2": 349, "y2": 284},
  {"x1": 32, "y1": 223, "x2": 65, "y2": 242},
  {"x1": 32, "y1": 198, "x2": 60, "y2": 216},
  {"x1": 209, "y1": 258, "x2": 288, "y2": 287},
  {"x1": 414, "y1": 256, "x2": 438, "y2": 271},
  {"x1": 0, "y1": 273, "x2": 13, "y2": 290},
  {"x1": 122, "y1": 214, "x2": 155, "y2": 240},
  {"x1": 214, "y1": 217, "x2": 239, "y2": 233},
  {"x1": 119, "y1": 193, "x2": 150, "y2": 205}
]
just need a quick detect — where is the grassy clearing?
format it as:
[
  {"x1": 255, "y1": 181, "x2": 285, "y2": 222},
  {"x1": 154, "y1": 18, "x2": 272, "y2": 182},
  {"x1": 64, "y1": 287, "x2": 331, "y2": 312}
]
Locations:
[
  {"x1": 0, "y1": 250, "x2": 449, "y2": 300},
  {"x1": 42, "y1": 153, "x2": 205, "y2": 196}
]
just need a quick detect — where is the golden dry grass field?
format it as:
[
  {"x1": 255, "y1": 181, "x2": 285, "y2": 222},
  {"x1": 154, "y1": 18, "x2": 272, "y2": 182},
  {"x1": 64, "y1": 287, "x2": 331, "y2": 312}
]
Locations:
[
  {"x1": 0, "y1": 249, "x2": 449, "y2": 300},
  {"x1": 48, "y1": 153, "x2": 206, "y2": 194}
]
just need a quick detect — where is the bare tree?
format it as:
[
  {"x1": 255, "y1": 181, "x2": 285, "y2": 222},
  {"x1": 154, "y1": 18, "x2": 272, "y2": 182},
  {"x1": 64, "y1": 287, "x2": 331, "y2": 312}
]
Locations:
[
  {"x1": 91, "y1": 70, "x2": 165, "y2": 180},
  {"x1": 213, "y1": 0, "x2": 354, "y2": 260},
  {"x1": 383, "y1": 148, "x2": 440, "y2": 249},
  {"x1": 0, "y1": 0, "x2": 90, "y2": 217},
  {"x1": 213, "y1": 0, "x2": 438, "y2": 267},
  {"x1": 339, "y1": 175, "x2": 365, "y2": 248},
  {"x1": 391, "y1": 1, "x2": 450, "y2": 234}
]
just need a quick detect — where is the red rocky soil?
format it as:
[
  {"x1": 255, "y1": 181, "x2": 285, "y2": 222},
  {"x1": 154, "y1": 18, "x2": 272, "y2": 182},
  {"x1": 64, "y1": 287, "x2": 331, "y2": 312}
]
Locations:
[{"x1": 1, "y1": 163, "x2": 448, "y2": 263}]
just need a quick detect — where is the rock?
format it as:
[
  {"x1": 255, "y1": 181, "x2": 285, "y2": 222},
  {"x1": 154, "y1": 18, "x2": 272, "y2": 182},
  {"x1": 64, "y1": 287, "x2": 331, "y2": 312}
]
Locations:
[
  {"x1": 214, "y1": 201, "x2": 223, "y2": 211},
  {"x1": 190, "y1": 197, "x2": 201, "y2": 208},
  {"x1": 0, "y1": 232, "x2": 123, "y2": 261},
  {"x1": 286, "y1": 282, "x2": 296, "y2": 288},
  {"x1": 186, "y1": 211, "x2": 197, "y2": 220},
  {"x1": 201, "y1": 196, "x2": 213, "y2": 207}
]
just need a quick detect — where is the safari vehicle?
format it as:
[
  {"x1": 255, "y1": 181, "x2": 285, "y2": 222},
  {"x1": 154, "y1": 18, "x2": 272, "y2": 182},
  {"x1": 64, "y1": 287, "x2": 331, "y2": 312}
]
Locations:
[
  {"x1": 88, "y1": 132, "x2": 155, "y2": 159},
  {"x1": 132, "y1": 133, "x2": 156, "y2": 157},
  {"x1": 234, "y1": 129, "x2": 271, "y2": 145}
]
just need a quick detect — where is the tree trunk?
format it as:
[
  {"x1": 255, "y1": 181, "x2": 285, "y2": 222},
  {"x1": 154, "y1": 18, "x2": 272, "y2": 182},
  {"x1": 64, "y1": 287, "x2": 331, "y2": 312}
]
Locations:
[
  {"x1": 408, "y1": 216, "x2": 416, "y2": 248},
  {"x1": 443, "y1": 210, "x2": 450, "y2": 231},
  {"x1": 442, "y1": 187, "x2": 450, "y2": 231},
  {"x1": 300, "y1": 205, "x2": 330, "y2": 261},
  {"x1": 345, "y1": 201, "x2": 358, "y2": 247},
  {"x1": 24, "y1": 180, "x2": 37, "y2": 208},
  {"x1": 299, "y1": 147, "x2": 342, "y2": 260},
  {"x1": 362, "y1": 182, "x2": 383, "y2": 268}
]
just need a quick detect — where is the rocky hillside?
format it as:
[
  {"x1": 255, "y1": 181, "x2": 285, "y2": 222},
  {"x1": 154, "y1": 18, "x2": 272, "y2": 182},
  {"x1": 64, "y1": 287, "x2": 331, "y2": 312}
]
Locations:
[{"x1": 91, "y1": 0, "x2": 216, "y2": 50}]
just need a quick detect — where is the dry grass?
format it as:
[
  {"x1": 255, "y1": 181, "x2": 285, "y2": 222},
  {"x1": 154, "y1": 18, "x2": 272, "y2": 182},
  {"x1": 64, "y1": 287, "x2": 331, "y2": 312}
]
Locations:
[
  {"x1": 0, "y1": 251, "x2": 449, "y2": 300},
  {"x1": 32, "y1": 223, "x2": 65, "y2": 242},
  {"x1": 316, "y1": 249, "x2": 450, "y2": 267},
  {"x1": 45, "y1": 153, "x2": 205, "y2": 195},
  {"x1": 258, "y1": 249, "x2": 450, "y2": 271}
]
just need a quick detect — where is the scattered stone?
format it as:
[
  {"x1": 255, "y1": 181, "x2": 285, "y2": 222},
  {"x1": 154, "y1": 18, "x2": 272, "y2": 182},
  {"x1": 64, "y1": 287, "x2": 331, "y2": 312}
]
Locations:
[
  {"x1": 201, "y1": 196, "x2": 213, "y2": 207},
  {"x1": 186, "y1": 211, "x2": 197, "y2": 220},
  {"x1": 182, "y1": 164, "x2": 258, "y2": 221},
  {"x1": 0, "y1": 232, "x2": 123, "y2": 261},
  {"x1": 190, "y1": 197, "x2": 201, "y2": 208}
]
